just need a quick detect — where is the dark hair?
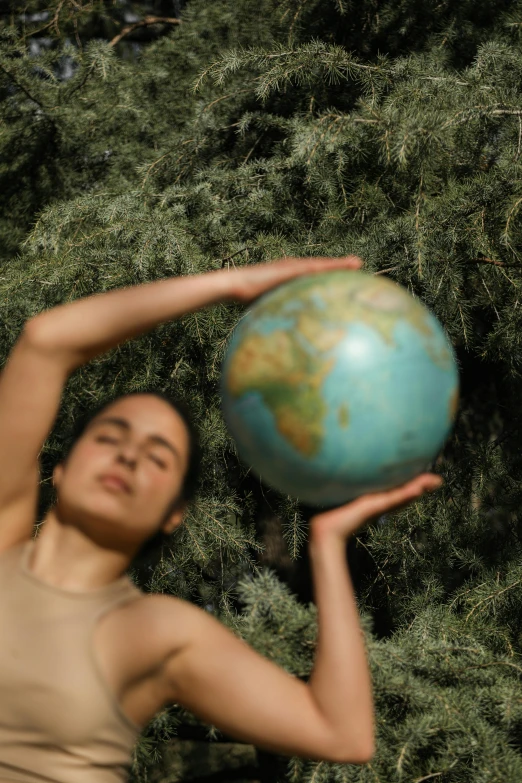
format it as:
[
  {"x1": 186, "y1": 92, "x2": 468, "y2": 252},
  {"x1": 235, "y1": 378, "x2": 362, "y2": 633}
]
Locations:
[{"x1": 60, "y1": 390, "x2": 201, "y2": 571}]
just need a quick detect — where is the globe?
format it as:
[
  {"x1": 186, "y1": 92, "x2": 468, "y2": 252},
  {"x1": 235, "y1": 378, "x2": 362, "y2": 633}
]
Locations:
[{"x1": 220, "y1": 270, "x2": 459, "y2": 507}]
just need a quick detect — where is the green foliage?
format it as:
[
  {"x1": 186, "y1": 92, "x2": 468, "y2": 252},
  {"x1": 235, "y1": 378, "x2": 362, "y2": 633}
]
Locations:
[
  {"x1": 216, "y1": 574, "x2": 522, "y2": 782},
  {"x1": 2, "y1": 0, "x2": 522, "y2": 781}
]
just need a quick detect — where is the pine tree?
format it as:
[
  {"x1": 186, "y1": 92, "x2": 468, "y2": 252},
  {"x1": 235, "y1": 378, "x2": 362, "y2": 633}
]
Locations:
[{"x1": 2, "y1": 1, "x2": 522, "y2": 781}]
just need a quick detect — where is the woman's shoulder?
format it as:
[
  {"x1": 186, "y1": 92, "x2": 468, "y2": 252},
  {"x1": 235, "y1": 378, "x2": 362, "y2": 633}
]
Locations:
[{"x1": 137, "y1": 593, "x2": 210, "y2": 658}]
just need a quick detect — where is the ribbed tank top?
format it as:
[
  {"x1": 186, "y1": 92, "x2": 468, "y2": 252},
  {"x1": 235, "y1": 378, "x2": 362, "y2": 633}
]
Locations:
[{"x1": 0, "y1": 540, "x2": 144, "y2": 783}]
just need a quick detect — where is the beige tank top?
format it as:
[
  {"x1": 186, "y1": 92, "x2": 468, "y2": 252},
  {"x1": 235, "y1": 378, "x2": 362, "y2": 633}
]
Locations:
[{"x1": 0, "y1": 539, "x2": 144, "y2": 783}]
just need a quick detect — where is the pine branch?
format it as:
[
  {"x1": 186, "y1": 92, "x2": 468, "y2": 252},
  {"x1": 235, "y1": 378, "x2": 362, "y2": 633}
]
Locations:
[
  {"x1": 109, "y1": 16, "x2": 181, "y2": 48},
  {"x1": 21, "y1": 0, "x2": 67, "y2": 40},
  {"x1": 0, "y1": 63, "x2": 58, "y2": 133}
]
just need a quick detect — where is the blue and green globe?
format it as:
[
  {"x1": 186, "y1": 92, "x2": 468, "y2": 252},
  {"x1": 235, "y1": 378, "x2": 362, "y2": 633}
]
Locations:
[{"x1": 221, "y1": 270, "x2": 459, "y2": 507}]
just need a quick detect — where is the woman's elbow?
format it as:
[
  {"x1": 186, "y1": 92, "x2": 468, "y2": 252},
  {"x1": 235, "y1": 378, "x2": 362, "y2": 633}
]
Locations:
[{"x1": 331, "y1": 738, "x2": 375, "y2": 765}]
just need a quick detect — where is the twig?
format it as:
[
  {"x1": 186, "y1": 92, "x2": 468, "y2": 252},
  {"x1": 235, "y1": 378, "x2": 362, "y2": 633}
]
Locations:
[
  {"x1": 242, "y1": 132, "x2": 265, "y2": 164},
  {"x1": 472, "y1": 256, "x2": 507, "y2": 267},
  {"x1": 455, "y1": 660, "x2": 522, "y2": 676},
  {"x1": 354, "y1": 535, "x2": 395, "y2": 595},
  {"x1": 202, "y1": 88, "x2": 251, "y2": 113},
  {"x1": 465, "y1": 579, "x2": 522, "y2": 621},
  {"x1": 505, "y1": 196, "x2": 522, "y2": 242},
  {"x1": 21, "y1": 0, "x2": 65, "y2": 39},
  {"x1": 220, "y1": 247, "x2": 250, "y2": 269},
  {"x1": 491, "y1": 109, "x2": 522, "y2": 116},
  {"x1": 414, "y1": 758, "x2": 459, "y2": 783},
  {"x1": 374, "y1": 265, "x2": 400, "y2": 276},
  {"x1": 109, "y1": 16, "x2": 181, "y2": 48},
  {"x1": 416, "y1": 173, "x2": 424, "y2": 278}
]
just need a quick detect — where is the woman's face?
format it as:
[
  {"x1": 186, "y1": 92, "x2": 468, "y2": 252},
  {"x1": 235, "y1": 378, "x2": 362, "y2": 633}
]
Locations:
[{"x1": 52, "y1": 395, "x2": 190, "y2": 552}]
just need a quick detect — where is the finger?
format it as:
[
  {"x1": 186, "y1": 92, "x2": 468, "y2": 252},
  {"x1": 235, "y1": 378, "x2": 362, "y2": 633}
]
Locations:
[
  {"x1": 319, "y1": 474, "x2": 441, "y2": 525},
  {"x1": 359, "y1": 475, "x2": 442, "y2": 516},
  {"x1": 408, "y1": 473, "x2": 443, "y2": 492},
  {"x1": 279, "y1": 255, "x2": 363, "y2": 269},
  {"x1": 305, "y1": 256, "x2": 363, "y2": 269},
  {"x1": 355, "y1": 488, "x2": 422, "y2": 520},
  {"x1": 378, "y1": 474, "x2": 442, "y2": 503},
  {"x1": 328, "y1": 256, "x2": 363, "y2": 269}
]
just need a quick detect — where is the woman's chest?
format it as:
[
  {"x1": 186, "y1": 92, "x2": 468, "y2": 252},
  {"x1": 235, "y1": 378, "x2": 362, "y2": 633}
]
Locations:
[{"x1": 0, "y1": 595, "x2": 171, "y2": 738}]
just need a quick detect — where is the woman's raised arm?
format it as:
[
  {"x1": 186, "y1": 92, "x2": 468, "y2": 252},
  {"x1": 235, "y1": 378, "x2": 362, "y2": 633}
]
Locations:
[
  {"x1": 0, "y1": 333, "x2": 70, "y2": 549},
  {"x1": 0, "y1": 257, "x2": 361, "y2": 553},
  {"x1": 28, "y1": 257, "x2": 362, "y2": 372},
  {"x1": 157, "y1": 474, "x2": 441, "y2": 764}
]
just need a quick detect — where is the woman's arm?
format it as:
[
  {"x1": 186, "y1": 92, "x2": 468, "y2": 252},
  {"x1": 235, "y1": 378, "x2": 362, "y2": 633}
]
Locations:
[
  {"x1": 307, "y1": 528, "x2": 374, "y2": 757},
  {"x1": 160, "y1": 475, "x2": 441, "y2": 763},
  {"x1": 157, "y1": 534, "x2": 375, "y2": 764},
  {"x1": 28, "y1": 257, "x2": 362, "y2": 372},
  {"x1": 0, "y1": 256, "x2": 361, "y2": 550}
]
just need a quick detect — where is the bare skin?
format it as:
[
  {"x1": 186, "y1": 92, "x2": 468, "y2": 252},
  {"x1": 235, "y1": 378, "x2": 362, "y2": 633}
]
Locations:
[
  {"x1": 0, "y1": 256, "x2": 444, "y2": 771},
  {"x1": 21, "y1": 393, "x2": 193, "y2": 733},
  {"x1": 7, "y1": 467, "x2": 442, "y2": 749}
]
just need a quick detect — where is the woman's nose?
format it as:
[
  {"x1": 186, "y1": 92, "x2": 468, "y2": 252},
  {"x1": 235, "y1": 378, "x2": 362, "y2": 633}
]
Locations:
[{"x1": 116, "y1": 445, "x2": 138, "y2": 468}]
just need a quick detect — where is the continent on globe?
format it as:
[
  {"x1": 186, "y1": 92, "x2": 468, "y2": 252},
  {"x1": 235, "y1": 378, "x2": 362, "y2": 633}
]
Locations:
[
  {"x1": 255, "y1": 272, "x2": 453, "y2": 370},
  {"x1": 226, "y1": 330, "x2": 334, "y2": 457}
]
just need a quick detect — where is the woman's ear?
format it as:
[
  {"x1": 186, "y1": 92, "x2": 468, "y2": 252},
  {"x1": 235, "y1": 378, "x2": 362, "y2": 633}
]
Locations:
[
  {"x1": 160, "y1": 504, "x2": 186, "y2": 536},
  {"x1": 52, "y1": 463, "x2": 64, "y2": 489}
]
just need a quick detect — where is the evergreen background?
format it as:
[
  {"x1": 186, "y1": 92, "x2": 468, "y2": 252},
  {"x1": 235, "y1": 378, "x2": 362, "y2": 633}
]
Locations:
[{"x1": 2, "y1": 1, "x2": 522, "y2": 781}]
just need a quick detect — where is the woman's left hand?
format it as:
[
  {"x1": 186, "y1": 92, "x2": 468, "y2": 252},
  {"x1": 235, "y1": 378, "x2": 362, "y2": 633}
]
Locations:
[{"x1": 310, "y1": 473, "x2": 443, "y2": 544}]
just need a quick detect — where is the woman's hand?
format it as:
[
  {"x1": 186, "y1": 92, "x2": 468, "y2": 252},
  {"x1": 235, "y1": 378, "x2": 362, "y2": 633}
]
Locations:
[
  {"x1": 231, "y1": 256, "x2": 363, "y2": 303},
  {"x1": 310, "y1": 473, "x2": 443, "y2": 544}
]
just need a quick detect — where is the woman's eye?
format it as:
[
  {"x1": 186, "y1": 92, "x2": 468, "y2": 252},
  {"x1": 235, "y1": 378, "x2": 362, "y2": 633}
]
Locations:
[{"x1": 97, "y1": 435, "x2": 166, "y2": 468}]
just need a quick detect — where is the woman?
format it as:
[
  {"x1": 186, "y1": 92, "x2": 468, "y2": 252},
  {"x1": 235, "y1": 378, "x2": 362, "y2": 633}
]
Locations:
[{"x1": 0, "y1": 256, "x2": 442, "y2": 783}]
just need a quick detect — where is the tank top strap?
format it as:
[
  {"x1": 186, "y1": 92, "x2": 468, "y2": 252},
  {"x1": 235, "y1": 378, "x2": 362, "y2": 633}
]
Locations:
[
  {"x1": 86, "y1": 580, "x2": 145, "y2": 736},
  {"x1": 89, "y1": 579, "x2": 143, "y2": 620}
]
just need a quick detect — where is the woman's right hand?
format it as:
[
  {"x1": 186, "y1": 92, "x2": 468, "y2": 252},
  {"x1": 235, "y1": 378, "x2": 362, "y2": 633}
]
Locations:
[
  {"x1": 230, "y1": 255, "x2": 363, "y2": 303},
  {"x1": 310, "y1": 473, "x2": 443, "y2": 544}
]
